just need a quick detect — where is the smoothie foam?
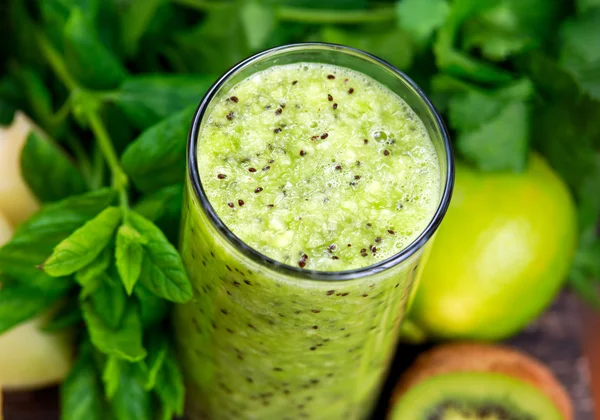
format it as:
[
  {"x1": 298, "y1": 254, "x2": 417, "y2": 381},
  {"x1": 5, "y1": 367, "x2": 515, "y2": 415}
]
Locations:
[{"x1": 197, "y1": 63, "x2": 440, "y2": 270}]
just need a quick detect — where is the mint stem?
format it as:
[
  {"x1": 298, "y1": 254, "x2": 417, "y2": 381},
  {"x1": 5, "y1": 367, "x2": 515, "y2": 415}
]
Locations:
[
  {"x1": 85, "y1": 109, "x2": 129, "y2": 192},
  {"x1": 37, "y1": 33, "x2": 79, "y2": 92},
  {"x1": 38, "y1": 32, "x2": 130, "y2": 212}
]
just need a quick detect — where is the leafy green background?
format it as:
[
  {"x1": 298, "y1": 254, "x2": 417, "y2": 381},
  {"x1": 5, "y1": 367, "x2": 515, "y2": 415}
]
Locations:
[{"x1": 0, "y1": 0, "x2": 599, "y2": 418}]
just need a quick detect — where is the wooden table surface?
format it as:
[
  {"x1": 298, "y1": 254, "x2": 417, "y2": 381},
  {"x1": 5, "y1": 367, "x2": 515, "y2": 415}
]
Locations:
[{"x1": 3, "y1": 291, "x2": 597, "y2": 420}]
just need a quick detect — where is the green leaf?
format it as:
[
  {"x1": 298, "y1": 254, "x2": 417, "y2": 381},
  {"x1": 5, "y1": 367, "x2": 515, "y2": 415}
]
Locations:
[
  {"x1": 154, "y1": 348, "x2": 185, "y2": 419},
  {"x1": 128, "y1": 212, "x2": 193, "y2": 303},
  {"x1": 144, "y1": 332, "x2": 168, "y2": 390},
  {"x1": 570, "y1": 238, "x2": 600, "y2": 306},
  {"x1": 133, "y1": 185, "x2": 184, "y2": 222},
  {"x1": 134, "y1": 283, "x2": 169, "y2": 328},
  {"x1": 449, "y1": 90, "x2": 504, "y2": 131},
  {"x1": 89, "y1": 271, "x2": 127, "y2": 329},
  {"x1": 11, "y1": 67, "x2": 55, "y2": 132},
  {"x1": 0, "y1": 283, "x2": 65, "y2": 334},
  {"x1": 461, "y1": 0, "x2": 565, "y2": 61},
  {"x1": 433, "y1": 0, "x2": 513, "y2": 83},
  {"x1": 115, "y1": 224, "x2": 146, "y2": 295},
  {"x1": 21, "y1": 132, "x2": 88, "y2": 203},
  {"x1": 133, "y1": 184, "x2": 184, "y2": 245},
  {"x1": 83, "y1": 301, "x2": 147, "y2": 362},
  {"x1": 102, "y1": 355, "x2": 122, "y2": 399},
  {"x1": 121, "y1": 105, "x2": 195, "y2": 193},
  {"x1": 448, "y1": 79, "x2": 533, "y2": 131},
  {"x1": 0, "y1": 77, "x2": 20, "y2": 125},
  {"x1": 114, "y1": 74, "x2": 215, "y2": 130},
  {"x1": 119, "y1": 0, "x2": 165, "y2": 56},
  {"x1": 111, "y1": 360, "x2": 152, "y2": 420},
  {"x1": 318, "y1": 25, "x2": 414, "y2": 70},
  {"x1": 456, "y1": 101, "x2": 530, "y2": 172},
  {"x1": 578, "y1": 0, "x2": 600, "y2": 13},
  {"x1": 171, "y1": 5, "x2": 251, "y2": 74},
  {"x1": 63, "y1": 8, "x2": 127, "y2": 89},
  {"x1": 75, "y1": 246, "x2": 112, "y2": 299},
  {"x1": 61, "y1": 340, "x2": 105, "y2": 420},
  {"x1": 560, "y1": 8, "x2": 600, "y2": 101},
  {"x1": 461, "y1": 20, "x2": 529, "y2": 61},
  {"x1": 241, "y1": 1, "x2": 276, "y2": 50},
  {"x1": 396, "y1": 0, "x2": 450, "y2": 43},
  {"x1": 434, "y1": 40, "x2": 513, "y2": 83},
  {"x1": 577, "y1": 157, "x2": 600, "y2": 235},
  {"x1": 0, "y1": 188, "x2": 116, "y2": 290},
  {"x1": 526, "y1": 53, "x2": 600, "y2": 193},
  {"x1": 8, "y1": 0, "x2": 46, "y2": 67},
  {"x1": 44, "y1": 206, "x2": 121, "y2": 277},
  {"x1": 42, "y1": 297, "x2": 82, "y2": 332}
]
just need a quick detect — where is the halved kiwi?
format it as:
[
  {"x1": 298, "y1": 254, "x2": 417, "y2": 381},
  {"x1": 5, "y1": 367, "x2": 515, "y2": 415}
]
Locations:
[{"x1": 389, "y1": 343, "x2": 572, "y2": 420}]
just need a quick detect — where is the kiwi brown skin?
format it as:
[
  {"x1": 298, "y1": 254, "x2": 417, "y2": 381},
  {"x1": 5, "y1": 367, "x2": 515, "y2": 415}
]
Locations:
[{"x1": 391, "y1": 342, "x2": 573, "y2": 420}]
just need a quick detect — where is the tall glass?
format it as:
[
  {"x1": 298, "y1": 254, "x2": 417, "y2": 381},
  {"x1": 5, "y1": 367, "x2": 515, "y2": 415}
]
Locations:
[{"x1": 174, "y1": 43, "x2": 454, "y2": 420}]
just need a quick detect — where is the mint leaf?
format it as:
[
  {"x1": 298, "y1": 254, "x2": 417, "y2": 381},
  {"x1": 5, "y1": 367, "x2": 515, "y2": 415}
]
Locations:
[
  {"x1": 75, "y1": 246, "x2": 112, "y2": 299},
  {"x1": 114, "y1": 74, "x2": 215, "y2": 130},
  {"x1": 61, "y1": 340, "x2": 105, "y2": 420},
  {"x1": 83, "y1": 301, "x2": 146, "y2": 362},
  {"x1": 63, "y1": 8, "x2": 127, "y2": 88},
  {"x1": 0, "y1": 283, "x2": 65, "y2": 334},
  {"x1": 111, "y1": 360, "x2": 151, "y2": 420},
  {"x1": 133, "y1": 184, "x2": 184, "y2": 245},
  {"x1": 44, "y1": 206, "x2": 121, "y2": 277},
  {"x1": 241, "y1": 1, "x2": 276, "y2": 50},
  {"x1": 457, "y1": 100, "x2": 530, "y2": 172},
  {"x1": 115, "y1": 224, "x2": 146, "y2": 295},
  {"x1": 121, "y1": 105, "x2": 195, "y2": 193},
  {"x1": 396, "y1": 0, "x2": 450, "y2": 43},
  {"x1": 134, "y1": 283, "x2": 169, "y2": 328},
  {"x1": 12, "y1": 67, "x2": 55, "y2": 132},
  {"x1": 42, "y1": 297, "x2": 82, "y2": 332},
  {"x1": 154, "y1": 348, "x2": 185, "y2": 420},
  {"x1": 133, "y1": 185, "x2": 184, "y2": 222},
  {"x1": 118, "y1": 0, "x2": 164, "y2": 56},
  {"x1": 128, "y1": 212, "x2": 193, "y2": 303},
  {"x1": 102, "y1": 355, "x2": 122, "y2": 399},
  {"x1": 0, "y1": 188, "x2": 116, "y2": 290},
  {"x1": 144, "y1": 332, "x2": 168, "y2": 390},
  {"x1": 89, "y1": 271, "x2": 127, "y2": 329},
  {"x1": 171, "y1": 4, "x2": 251, "y2": 75},
  {"x1": 20, "y1": 132, "x2": 88, "y2": 203}
]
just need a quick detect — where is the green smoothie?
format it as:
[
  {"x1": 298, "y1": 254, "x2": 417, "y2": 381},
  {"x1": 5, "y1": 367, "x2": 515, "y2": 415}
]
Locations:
[{"x1": 174, "y1": 61, "x2": 441, "y2": 419}]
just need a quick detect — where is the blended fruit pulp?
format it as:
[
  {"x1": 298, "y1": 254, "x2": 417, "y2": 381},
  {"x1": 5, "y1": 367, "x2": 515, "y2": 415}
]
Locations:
[{"x1": 174, "y1": 63, "x2": 441, "y2": 419}]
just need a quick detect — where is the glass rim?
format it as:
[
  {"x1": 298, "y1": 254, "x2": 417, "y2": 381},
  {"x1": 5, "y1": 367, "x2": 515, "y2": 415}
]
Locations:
[{"x1": 187, "y1": 42, "x2": 454, "y2": 281}]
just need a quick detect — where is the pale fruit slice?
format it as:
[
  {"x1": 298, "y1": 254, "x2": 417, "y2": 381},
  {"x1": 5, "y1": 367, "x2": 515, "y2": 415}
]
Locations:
[
  {"x1": 0, "y1": 314, "x2": 73, "y2": 390},
  {"x1": 0, "y1": 112, "x2": 40, "y2": 226},
  {"x1": 0, "y1": 214, "x2": 11, "y2": 245},
  {"x1": 0, "y1": 212, "x2": 73, "y2": 390}
]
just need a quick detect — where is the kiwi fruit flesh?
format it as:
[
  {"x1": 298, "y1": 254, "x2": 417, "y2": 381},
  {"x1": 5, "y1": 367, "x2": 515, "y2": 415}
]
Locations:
[
  {"x1": 389, "y1": 343, "x2": 572, "y2": 420},
  {"x1": 389, "y1": 371, "x2": 562, "y2": 419}
]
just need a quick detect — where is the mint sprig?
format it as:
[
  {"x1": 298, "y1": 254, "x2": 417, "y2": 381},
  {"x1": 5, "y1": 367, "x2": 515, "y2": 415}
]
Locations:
[{"x1": 0, "y1": 7, "x2": 193, "y2": 417}]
